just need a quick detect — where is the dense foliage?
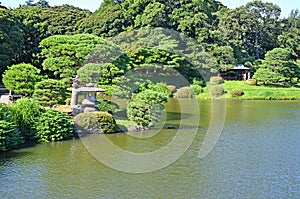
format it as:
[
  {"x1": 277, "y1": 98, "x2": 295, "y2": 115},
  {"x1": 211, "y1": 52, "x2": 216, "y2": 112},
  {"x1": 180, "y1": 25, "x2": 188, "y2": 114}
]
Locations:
[
  {"x1": 0, "y1": 98, "x2": 75, "y2": 151},
  {"x1": 0, "y1": 120, "x2": 24, "y2": 151},
  {"x1": 127, "y1": 89, "x2": 168, "y2": 128},
  {"x1": 74, "y1": 111, "x2": 116, "y2": 134},
  {"x1": 95, "y1": 98, "x2": 119, "y2": 114},
  {"x1": 35, "y1": 109, "x2": 74, "y2": 142},
  {"x1": 2, "y1": 63, "x2": 43, "y2": 96},
  {"x1": 0, "y1": 0, "x2": 298, "y2": 89},
  {"x1": 39, "y1": 34, "x2": 106, "y2": 85},
  {"x1": 10, "y1": 98, "x2": 44, "y2": 139},
  {"x1": 33, "y1": 79, "x2": 68, "y2": 107},
  {"x1": 0, "y1": 8, "x2": 23, "y2": 75},
  {"x1": 0, "y1": 103, "x2": 13, "y2": 121}
]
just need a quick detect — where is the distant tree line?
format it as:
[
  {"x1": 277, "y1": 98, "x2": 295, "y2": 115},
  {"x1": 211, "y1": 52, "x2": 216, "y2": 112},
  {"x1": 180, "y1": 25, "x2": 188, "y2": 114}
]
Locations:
[{"x1": 0, "y1": 0, "x2": 299, "y2": 92}]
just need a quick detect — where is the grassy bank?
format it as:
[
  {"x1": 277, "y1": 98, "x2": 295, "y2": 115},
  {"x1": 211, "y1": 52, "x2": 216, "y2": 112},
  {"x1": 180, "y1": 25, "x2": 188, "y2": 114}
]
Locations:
[{"x1": 198, "y1": 81, "x2": 300, "y2": 99}]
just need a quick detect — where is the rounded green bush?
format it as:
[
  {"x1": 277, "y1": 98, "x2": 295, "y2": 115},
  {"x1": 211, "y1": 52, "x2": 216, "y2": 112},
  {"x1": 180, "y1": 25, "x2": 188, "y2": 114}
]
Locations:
[
  {"x1": 127, "y1": 89, "x2": 168, "y2": 128},
  {"x1": 35, "y1": 109, "x2": 74, "y2": 142},
  {"x1": 210, "y1": 85, "x2": 225, "y2": 97},
  {"x1": 230, "y1": 90, "x2": 244, "y2": 97},
  {"x1": 0, "y1": 120, "x2": 24, "y2": 152},
  {"x1": 174, "y1": 86, "x2": 194, "y2": 98},
  {"x1": 246, "y1": 78, "x2": 257, "y2": 85},
  {"x1": 210, "y1": 76, "x2": 224, "y2": 85},
  {"x1": 74, "y1": 111, "x2": 116, "y2": 134}
]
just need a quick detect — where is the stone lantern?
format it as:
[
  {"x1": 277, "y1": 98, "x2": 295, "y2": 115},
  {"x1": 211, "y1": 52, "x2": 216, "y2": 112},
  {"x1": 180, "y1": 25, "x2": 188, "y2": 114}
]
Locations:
[{"x1": 71, "y1": 76, "x2": 106, "y2": 115}]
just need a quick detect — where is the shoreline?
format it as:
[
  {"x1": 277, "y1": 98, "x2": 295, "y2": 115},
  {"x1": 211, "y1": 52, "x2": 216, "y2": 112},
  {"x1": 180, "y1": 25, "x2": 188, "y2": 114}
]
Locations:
[{"x1": 197, "y1": 97, "x2": 300, "y2": 100}]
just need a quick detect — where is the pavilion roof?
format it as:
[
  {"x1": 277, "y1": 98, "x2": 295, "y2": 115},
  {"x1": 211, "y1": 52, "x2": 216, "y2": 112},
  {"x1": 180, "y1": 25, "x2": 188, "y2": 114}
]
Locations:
[
  {"x1": 231, "y1": 64, "x2": 250, "y2": 70},
  {"x1": 76, "y1": 87, "x2": 106, "y2": 93}
]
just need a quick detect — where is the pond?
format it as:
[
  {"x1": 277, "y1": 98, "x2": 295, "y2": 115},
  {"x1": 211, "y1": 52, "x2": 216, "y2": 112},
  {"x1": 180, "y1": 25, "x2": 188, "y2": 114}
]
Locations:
[{"x1": 0, "y1": 100, "x2": 299, "y2": 198}]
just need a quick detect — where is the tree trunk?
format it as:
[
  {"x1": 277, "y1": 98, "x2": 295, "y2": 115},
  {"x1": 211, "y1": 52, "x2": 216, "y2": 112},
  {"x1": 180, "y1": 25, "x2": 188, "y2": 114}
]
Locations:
[{"x1": 254, "y1": 31, "x2": 260, "y2": 59}]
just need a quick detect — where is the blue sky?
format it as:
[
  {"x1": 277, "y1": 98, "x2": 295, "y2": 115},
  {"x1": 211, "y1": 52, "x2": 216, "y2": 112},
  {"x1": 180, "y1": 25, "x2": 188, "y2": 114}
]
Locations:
[{"x1": 1, "y1": 0, "x2": 298, "y2": 18}]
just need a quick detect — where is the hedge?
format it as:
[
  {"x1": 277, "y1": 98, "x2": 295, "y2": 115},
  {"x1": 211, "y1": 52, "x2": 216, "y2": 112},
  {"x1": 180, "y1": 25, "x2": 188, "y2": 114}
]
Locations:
[{"x1": 74, "y1": 111, "x2": 116, "y2": 134}]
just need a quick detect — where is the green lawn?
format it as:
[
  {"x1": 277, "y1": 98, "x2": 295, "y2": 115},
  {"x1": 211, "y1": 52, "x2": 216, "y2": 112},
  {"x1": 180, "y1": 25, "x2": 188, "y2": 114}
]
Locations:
[{"x1": 198, "y1": 81, "x2": 300, "y2": 99}]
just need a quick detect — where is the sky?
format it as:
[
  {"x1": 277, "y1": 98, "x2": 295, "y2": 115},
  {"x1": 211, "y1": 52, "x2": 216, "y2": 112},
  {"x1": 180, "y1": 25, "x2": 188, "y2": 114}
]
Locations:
[{"x1": 1, "y1": 0, "x2": 298, "y2": 18}]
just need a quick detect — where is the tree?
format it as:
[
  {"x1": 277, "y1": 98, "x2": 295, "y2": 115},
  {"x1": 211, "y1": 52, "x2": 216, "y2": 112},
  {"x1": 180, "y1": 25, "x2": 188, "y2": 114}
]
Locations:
[
  {"x1": 78, "y1": 0, "x2": 225, "y2": 40},
  {"x1": 77, "y1": 63, "x2": 126, "y2": 86},
  {"x1": 278, "y1": 27, "x2": 300, "y2": 60},
  {"x1": 209, "y1": 45, "x2": 235, "y2": 71},
  {"x1": 26, "y1": 0, "x2": 50, "y2": 8},
  {"x1": 33, "y1": 79, "x2": 68, "y2": 107},
  {"x1": 111, "y1": 27, "x2": 217, "y2": 82},
  {"x1": 168, "y1": 0, "x2": 210, "y2": 40},
  {"x1": 77, "y1": 41, "x2": 130, "y2": 92},
  {"x1": 12, "y1": 6, "x2": 44, "y2": 64},
  {"x1": 253, "y1": 68, "x2": 283, "y2": 84},
  {"x1": 76, "y1": 4, "x2": 123, "y2": 37},
  {"x1": 134, "y1": 2, "x2": 167, "y2": 27},
  {"x1": 25, "y1": 0, "x2": 34, "y2": 6},
  {"x1": 0, "y1": 8, "x2": 23, "y2": 74},
  {"x1": 2, "y1": 63, "x2": 43, "y2": 96},
  {"x1": 39, "y1": 34, "x2": 107, "y2": 85},
  {"x1": 218, "y1": 0, "x2": 281, "y2": 60},
  {"x1": 262, "y1": 48, "x2": 300, "y2": 82},
  {"x1": 279, "y1": 10, "x2": 300, "y2": 60},
  {"x1": 39, "y1": 5, "x2": 91, "y2": 37},
  {"x1": 127, "y1": 89, "x2": 168, "y2": 128},
  {"x1": 34, "y1": 0, "x2": 50, "y2": 8}
]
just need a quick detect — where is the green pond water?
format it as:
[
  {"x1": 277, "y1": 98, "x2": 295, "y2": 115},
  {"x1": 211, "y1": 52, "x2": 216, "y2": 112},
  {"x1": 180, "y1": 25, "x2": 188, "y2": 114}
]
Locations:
[{"x1": 0, "y1": 100, "x2": 299, "y2": 198}]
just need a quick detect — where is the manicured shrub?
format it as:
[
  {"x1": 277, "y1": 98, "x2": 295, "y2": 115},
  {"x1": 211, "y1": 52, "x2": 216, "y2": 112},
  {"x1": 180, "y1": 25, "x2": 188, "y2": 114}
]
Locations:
[
  {"x1": 2, "y1": 63, "x2": 43, "y2": 96},
  {"x1": 210, "y1": 76, "x2": 224, "y2": 85},
  {"x1": 127, "y1": 89, "x2": 168, "y2": 128},
  {"x1": 35, "y1": 109, "x2": 74, "y2": 142},
  {"x1": 33, "y1": 79, "x2": 68, "y2": 107},
  {"x1": 246, "y1": 78, "x2": 257, "y2": 85},
  {"x1": 210, "y1": 85, "x2": 225, "y2": 97},
  {"x1": 174, "y1": 86, "x2": 194, "y2": 98},
  {"x1": 0, "y1": 120, "x2": 24, "y2": 152},
  {"x1": 230, "y1": 90, "x2": 244, "y2": 97},
  {"x1": 191, "y1": 85, "x2": 204, "y2": 96},
  {"x1": 74, "y1": 111, "x2": 116, "y2": 134},
  {"x1": 95, "y1": 98, "x2": 119, "y2": 114},
  {"x1": 10, "y1": 98, "x2": 44, "y2": 139}
]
